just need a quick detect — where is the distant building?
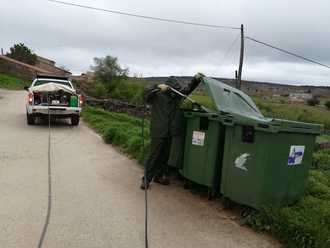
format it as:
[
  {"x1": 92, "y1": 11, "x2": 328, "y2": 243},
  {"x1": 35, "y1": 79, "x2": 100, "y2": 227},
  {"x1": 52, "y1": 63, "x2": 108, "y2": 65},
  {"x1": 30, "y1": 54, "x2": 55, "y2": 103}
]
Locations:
[
  {"x1": 289, "y1": 93, "x2": 313, "y2": 100},
  {"x1": 35, "y1": 56, "x2": 71, "y2": 77}
]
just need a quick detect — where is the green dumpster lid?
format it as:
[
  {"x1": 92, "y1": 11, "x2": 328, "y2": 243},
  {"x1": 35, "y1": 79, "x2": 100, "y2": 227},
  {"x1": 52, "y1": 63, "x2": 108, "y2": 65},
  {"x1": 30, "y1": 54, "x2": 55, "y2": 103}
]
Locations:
[
  {"x1": 202, "y1": 77, "x2": 323, "y2": 134},
  {"x1": 202, "y1": 77, "x2": 264, "y2": 119}
]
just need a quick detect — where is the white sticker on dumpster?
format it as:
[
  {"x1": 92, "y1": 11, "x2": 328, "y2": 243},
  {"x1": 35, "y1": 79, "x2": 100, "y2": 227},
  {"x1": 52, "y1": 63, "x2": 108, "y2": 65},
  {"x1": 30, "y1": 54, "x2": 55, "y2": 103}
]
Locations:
[
  {"x1": 192, "y1": 131, "x2": 205, "y2": 146},
  {"x1": 288, "y1": 146, "x2": 305, "y2": 166}
]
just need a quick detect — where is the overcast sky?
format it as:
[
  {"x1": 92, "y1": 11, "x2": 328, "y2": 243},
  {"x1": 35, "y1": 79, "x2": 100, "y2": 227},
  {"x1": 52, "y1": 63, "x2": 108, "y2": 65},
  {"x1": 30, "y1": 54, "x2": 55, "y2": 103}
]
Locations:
[{"x1": 1, "y1": 0, "x2": 330, "y2": 86}]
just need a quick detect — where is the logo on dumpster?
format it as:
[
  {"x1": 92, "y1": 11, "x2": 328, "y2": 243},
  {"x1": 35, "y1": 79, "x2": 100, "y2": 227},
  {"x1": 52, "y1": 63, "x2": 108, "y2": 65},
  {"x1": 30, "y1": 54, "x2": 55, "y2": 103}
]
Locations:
[
  {"x1": 234, "y1": 153, "x2": 250, "y2": 171},
  {"x1": 288, "y1": 145, "x2": 305, "y2": 166}
]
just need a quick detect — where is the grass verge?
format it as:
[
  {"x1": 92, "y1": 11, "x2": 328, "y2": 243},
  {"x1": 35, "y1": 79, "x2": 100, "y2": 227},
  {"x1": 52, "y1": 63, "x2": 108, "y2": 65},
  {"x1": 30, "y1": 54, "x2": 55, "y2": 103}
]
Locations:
[
  {"x1": 0, "y1": 73, "x2": 29, "y2": 90},
  {"x1": 82, "y1": 106, "x2": 150, "y2": 164}
]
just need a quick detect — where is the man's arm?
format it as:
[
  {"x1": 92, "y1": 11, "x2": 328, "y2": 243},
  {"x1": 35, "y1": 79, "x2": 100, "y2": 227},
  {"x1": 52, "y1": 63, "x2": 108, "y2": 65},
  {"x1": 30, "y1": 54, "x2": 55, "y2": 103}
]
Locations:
[
  {"x1": 144, "y1": 85, "x2": 158, "y2": 104},
  {"x1": 181, "y1": 73, "x2": 205, "y2": 96},
  {"x1": 144, "y1": 84, "x2": 169, "y2": 103}
]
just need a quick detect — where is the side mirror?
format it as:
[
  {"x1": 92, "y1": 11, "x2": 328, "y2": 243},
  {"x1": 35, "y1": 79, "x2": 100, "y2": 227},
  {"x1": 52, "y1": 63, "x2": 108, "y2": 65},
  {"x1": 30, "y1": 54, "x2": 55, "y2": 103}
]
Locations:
[{"x1": 24, "y1": 86, "x2": 29, "y2": 91}]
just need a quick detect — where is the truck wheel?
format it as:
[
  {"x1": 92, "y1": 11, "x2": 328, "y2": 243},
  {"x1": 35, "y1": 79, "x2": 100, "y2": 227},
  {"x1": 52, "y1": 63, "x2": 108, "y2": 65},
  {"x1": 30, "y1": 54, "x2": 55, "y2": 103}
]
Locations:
[
  {"x1": 71, "y1": 115, "x2": 80, "y2": 126},
  {"x1": 27, "y1": 112, "x2": 35, "y2": 125}
]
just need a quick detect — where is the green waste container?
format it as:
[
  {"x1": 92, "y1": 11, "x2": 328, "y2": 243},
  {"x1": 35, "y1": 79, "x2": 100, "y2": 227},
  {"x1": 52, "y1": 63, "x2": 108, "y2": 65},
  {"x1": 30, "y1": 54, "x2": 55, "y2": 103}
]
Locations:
[
  {"x1": 182, "y1": 111, "x2": 233, "y2": 195},
  {"x1": 202, "y1": 77, "x2": 323, "y2": 209},
  {"x1": 168, "y1": 135, "x2": 185, "y2": 169},
  {"x1": 70, "y1": 95, "x2": 78, "y2": 107},
  {"x1": 168, "y1": 109, "x2": 187, "y2": 169},
  {"x1": 220, "y1": 117, "x2": 322, "y2": 209}
]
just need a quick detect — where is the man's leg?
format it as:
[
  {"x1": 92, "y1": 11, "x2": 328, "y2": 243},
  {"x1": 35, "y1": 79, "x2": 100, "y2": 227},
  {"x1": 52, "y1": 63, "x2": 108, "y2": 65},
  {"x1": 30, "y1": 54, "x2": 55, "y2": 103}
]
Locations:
[
  {"x1": 153, "y1": 137, "x2": 171, "y2": 185},
  {"x1": 141, "y1": 138, "x2": 164, "y2": 189}
]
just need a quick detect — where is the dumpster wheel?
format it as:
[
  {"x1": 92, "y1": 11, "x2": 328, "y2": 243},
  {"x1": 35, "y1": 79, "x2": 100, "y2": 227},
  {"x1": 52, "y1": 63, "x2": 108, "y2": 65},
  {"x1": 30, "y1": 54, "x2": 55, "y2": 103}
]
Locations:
[
  {"x1": 207, "y1": 188, "x2": 216, "y2": 200},
  {"x1": 183, "y1": 179, "x2": 192, "y2": 190}
]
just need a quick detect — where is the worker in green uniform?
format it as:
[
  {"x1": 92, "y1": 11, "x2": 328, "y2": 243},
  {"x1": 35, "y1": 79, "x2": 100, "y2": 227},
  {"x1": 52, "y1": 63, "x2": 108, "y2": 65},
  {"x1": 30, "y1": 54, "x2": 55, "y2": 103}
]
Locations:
[{"x1": 141, "y1": 73, "x2": 205, "y2": 190}]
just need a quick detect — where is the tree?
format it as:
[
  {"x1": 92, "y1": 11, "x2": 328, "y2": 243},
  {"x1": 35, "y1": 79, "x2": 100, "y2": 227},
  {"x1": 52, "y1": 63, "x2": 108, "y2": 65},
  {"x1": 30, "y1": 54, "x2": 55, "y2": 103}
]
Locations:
[
  {"x1": 6, "y1": 43, "x2": 37, "y2": 65},
  {"x1": 91, "y1": 55, "x2": 128, "y2": 91}
]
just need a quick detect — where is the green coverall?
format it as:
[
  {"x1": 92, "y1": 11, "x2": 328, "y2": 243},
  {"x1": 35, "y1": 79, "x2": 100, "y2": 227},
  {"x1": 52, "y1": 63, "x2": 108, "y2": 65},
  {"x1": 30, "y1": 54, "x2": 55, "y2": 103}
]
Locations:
[{"x1": 144, "y1": 76, "x2": 201, "y2": 183}]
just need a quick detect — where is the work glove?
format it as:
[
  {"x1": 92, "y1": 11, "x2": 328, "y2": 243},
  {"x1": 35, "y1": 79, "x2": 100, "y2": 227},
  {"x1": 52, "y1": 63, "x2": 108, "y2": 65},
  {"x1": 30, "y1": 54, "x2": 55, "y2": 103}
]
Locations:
[
  {"x1": 194, "y1": 72, "x2": 205, "y2": 81},
  {"x1": 158, "y1": 84, "x2": 170, "y2": 92}
]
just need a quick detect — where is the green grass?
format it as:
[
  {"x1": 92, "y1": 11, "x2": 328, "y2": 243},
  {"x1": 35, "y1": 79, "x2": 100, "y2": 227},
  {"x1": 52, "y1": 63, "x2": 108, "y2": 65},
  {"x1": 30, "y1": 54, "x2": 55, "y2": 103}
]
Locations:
[
  {"x1": 254, "y1": 98, "x2": 330, "y2": 130},
  {"x1": 317, "y1": 135, "x2": 330, "y2": 143},
  {"x1": 0, "y1": 73, "x2": 29, "y2": 90},
  {"x1": 82, "y1": 106, "x2": 150, "y2": 164}
]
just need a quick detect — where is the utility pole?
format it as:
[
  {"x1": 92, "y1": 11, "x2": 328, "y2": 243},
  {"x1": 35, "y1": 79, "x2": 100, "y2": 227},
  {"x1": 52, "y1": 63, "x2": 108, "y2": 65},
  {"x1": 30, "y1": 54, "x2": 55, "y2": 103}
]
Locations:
[{"x1": 237, "y1": 24, "x2": 245, "y2": 89}]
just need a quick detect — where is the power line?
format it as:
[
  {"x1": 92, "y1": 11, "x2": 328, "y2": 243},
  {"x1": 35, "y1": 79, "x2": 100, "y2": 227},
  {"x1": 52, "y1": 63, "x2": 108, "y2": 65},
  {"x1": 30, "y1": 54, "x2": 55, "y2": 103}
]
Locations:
[
  {"x1": 246, "y1": 36, "x2": 330, "y2": 69},
  {"x1": 48, "y1": 0, "x2": 240, "y2": 30}
]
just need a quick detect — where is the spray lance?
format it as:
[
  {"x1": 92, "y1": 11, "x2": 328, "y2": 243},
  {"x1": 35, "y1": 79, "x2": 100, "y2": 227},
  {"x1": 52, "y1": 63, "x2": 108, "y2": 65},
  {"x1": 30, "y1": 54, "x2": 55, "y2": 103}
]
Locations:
[{"x1": 168, "y1": 86, "x2": 209, "y2": 112}]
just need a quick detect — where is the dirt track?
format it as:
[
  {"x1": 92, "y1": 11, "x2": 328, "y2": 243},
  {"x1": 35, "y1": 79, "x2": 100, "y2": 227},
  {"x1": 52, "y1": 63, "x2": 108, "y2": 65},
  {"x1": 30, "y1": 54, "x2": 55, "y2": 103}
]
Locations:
[{"x1": 0, "y1": 89, "x2": 280, "y2": 248}]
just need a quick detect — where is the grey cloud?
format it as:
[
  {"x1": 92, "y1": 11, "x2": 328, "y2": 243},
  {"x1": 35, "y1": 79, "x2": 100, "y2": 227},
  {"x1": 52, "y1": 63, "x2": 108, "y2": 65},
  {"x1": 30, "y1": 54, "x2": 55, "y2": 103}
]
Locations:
[{"x1": 1, "y1": 0, "x2": 330, "y2": 85}]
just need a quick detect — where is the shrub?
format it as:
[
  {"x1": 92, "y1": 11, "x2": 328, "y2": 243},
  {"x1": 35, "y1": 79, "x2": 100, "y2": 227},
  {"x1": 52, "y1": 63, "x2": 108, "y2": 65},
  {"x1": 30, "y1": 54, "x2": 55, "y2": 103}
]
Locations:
[
  {"x1": 307, "y1": 97, "x2": 320, "y2": 106},
  {"x1": 312, "y1": 149, "x2": 330, "y2": 171},
  {"x1": 88, "y1": 81, "x2": 108, "y2": 98},
  {"x1": 109, "y1": 79, "x2": 146, "y2": 104},
  {"x1": 325, "y1": 101, "x2": 330, "y2": 110}
]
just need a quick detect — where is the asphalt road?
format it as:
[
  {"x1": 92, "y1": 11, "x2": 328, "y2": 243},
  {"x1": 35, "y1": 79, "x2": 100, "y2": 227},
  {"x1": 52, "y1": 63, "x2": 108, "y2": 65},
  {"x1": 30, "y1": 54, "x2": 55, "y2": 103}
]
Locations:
[{"x1": 0, "y1": 89, "x2": 280, "y2": 248}]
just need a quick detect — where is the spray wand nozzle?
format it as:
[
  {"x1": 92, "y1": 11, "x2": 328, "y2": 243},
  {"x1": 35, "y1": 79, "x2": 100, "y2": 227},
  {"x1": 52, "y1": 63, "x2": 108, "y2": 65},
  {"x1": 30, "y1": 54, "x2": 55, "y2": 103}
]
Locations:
[{"x1": 168, "y1": 86, "x2": 209, "y2": 112}]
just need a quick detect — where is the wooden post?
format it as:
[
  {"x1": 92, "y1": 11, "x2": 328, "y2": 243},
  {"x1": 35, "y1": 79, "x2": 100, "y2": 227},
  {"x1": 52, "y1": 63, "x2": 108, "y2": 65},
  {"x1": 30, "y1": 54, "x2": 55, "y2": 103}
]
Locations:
[
  {"x1": 235, "y1": 70, "x2": 238, "y2": 88},
  {"x1": 237, "y1": 24, "x2": 245, "y2": 89}
]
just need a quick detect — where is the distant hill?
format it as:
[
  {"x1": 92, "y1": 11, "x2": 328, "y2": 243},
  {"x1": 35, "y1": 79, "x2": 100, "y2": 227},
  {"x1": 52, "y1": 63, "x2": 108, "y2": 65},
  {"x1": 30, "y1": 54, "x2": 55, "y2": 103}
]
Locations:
[{"x1": 139, "y1": 76, "x2": 330, "y2": 98}]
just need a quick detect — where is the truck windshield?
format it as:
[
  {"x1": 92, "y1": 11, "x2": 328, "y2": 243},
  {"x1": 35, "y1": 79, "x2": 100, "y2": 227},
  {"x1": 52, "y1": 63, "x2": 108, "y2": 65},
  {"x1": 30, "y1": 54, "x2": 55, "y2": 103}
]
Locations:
[{"x1": 34, "y1": 80, "x2": 72, "y2": 88}]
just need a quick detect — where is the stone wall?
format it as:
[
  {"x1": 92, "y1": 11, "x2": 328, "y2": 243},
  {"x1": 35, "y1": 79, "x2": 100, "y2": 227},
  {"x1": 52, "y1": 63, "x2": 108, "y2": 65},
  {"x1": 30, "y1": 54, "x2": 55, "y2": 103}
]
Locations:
[
  {"x1": 85, "y1": 95, "x2": 149, "y2": 118},
  {"x1": 143, "y1": 77, "x2": 330, "y2": 98}
]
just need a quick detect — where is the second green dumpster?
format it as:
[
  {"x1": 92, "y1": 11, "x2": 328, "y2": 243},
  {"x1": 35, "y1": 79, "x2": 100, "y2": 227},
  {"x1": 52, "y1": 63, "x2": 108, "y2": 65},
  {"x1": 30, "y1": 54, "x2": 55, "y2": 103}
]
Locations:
[{"x1": 203, "y1": 77, "x2": 323, "y2": 209}]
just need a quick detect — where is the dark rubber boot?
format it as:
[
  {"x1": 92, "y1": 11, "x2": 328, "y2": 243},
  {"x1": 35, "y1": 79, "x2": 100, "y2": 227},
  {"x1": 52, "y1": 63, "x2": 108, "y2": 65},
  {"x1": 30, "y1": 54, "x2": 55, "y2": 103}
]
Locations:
[
  {"x1": 154, "y1": 176, "x2": 170, "y2": 185},
  {"x1": 140, "y1": 178, "x2": 150, "y2": 190}
]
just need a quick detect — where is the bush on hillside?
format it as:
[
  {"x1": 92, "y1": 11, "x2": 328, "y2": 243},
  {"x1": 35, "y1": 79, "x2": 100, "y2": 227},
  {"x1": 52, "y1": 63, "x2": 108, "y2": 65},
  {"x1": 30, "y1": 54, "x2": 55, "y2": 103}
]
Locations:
[
  {"x1": 88, "y1": 81, "x2": 108, "y2": 98},
  {"x1": 109, "y1": 79, "x2": 146, "y2": 104},
  {"x1": 307, "y1": 97, "x2": 320, "y2": 106},
  {"x1": 325, "y1": 101, "x2": 330, "y2": 110}
]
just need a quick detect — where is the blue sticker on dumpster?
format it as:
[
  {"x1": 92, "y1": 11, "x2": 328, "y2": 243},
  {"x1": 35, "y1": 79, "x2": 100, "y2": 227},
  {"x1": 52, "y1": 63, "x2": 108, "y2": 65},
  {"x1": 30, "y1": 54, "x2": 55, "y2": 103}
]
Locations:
[{"x1": 288, "y1": 146, "x2": 305, "y2": 166}]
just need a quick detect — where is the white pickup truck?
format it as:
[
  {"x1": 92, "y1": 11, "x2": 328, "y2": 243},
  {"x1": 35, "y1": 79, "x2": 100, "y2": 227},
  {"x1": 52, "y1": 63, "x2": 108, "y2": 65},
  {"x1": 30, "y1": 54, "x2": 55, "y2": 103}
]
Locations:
[{"x1": 25, "y1": 75, "x2": 83, "y2": 126}]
